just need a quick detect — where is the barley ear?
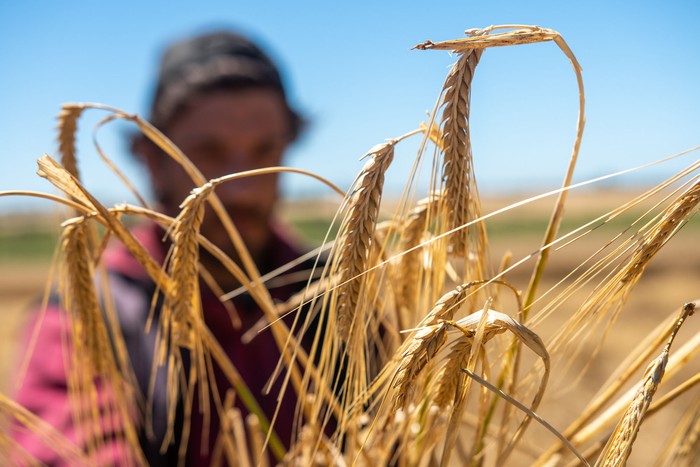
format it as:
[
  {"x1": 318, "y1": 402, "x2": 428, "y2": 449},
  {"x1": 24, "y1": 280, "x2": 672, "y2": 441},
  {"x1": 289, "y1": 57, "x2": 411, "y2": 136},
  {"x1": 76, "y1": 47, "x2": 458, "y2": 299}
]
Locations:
[
  {"x1": 158, "y1": 183, "x2": 213, "y2": 453},
  {"x1": 336, "y1": 141, "x2": 395, "y2": 342},
  {"x1": 621, "y1": 181, "x2": 700, "y2": 283},
  {"x1": 433, "y1": 335, "x2": 472, "y2": 409},
  {"x1": 392, "y1": 320, "x2": 448, "y2": 410},
  {"x1": 59, "y1": 218, "x2": 146, "y2": 465},
  {"x1": 595, "y1": 303, "x2": 694, "y2": 466},
  {"x1": 56, "y1": 103, "x2": 86, "y2": 180},
  {"x1": 396, "y1": 196, "x2": 439, "y2": 320},
  {"x1": 439, "y1": 48, "x2": 483, "y2": 257}
]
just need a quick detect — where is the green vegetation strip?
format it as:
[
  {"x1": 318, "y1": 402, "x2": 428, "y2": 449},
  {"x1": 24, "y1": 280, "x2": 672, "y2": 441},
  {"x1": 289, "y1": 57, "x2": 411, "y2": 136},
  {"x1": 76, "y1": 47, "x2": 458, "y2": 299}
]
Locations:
[
  {"x1": 2, "y1": 211, "x2": 697, "y2": 261},
  {"x1": 0, "y1": 230, "x2": 58, "y2": 261}
]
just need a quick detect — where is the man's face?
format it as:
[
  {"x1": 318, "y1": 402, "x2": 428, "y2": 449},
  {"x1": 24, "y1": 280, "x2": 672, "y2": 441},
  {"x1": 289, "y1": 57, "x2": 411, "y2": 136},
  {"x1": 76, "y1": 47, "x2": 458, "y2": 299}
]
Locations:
[{"x1": 147, "y1": 88, "x2": 291, "y2": 268}]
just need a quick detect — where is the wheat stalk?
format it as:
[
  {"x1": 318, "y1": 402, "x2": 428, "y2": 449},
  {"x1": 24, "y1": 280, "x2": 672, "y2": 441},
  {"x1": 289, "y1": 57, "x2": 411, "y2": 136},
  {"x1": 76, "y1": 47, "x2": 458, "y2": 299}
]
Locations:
[
  {"x1": 0, "y1": 392, "x2": 89, "y2": 465},
  {"x1": 664, "y1": 399, "x2": 700, "y2": 466},
  {"x1": 246, "y1": 413, "x2": 271, "y2": 467},
  {"x1": 439, "y1": 298, "x2": 494, "y2": 467},
  {"x1": 389, "y1": 282, "x2": 474, "y2": 409},
  {"x1": 414, "y1": 25, "x2": 566, "y2": 51},
  {"x1": 36, "y1": 155, "x2": 94, "y2": 211},
  {"x1": 547, "y1": 179, "x2": 700, "y2": 366}
]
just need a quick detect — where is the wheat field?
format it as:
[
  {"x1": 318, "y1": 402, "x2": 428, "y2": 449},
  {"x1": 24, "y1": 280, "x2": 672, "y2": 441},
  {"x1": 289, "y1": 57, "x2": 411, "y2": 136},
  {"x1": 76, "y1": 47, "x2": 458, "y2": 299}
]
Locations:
[{"x1": 1, "y1": 25, "x2": 699, "y2": 466}]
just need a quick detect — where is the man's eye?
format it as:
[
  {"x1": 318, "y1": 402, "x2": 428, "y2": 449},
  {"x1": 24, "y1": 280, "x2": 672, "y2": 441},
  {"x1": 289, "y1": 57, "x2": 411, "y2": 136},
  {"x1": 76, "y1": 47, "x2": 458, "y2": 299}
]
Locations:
[
  {"x1": 254, "y1": 141, "x2": 282, "y2": 160},
  {"x1": 189, "y1": 142, "x2": 225, "y2": 161}
]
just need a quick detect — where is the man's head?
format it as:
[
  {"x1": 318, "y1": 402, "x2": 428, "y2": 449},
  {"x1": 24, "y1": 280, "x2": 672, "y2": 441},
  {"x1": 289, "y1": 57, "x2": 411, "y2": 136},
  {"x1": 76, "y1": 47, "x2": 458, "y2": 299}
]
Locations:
[{"x1": 134, "y1": 30, "x2": 303, "y2": 271}]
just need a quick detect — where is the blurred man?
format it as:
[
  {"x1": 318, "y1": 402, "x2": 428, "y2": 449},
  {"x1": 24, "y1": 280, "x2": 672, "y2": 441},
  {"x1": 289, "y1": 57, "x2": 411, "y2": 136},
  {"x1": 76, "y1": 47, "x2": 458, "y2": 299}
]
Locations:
[
  {"x1": 134, "y1": 29, "x2": 306, "y2": 289},
  {"x1": 16, "y1": 30, "x2": 315, "y2": 465}
]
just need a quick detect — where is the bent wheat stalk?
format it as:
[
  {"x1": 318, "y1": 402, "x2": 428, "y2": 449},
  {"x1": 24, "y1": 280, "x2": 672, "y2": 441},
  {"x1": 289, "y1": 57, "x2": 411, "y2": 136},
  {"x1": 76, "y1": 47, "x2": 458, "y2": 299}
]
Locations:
[
  {"x1": 416, "y1": 25, "x2": 585, "y2": 314},
  {"x1": 0, "y1": 392, "x2": 89, "y2": 465}
]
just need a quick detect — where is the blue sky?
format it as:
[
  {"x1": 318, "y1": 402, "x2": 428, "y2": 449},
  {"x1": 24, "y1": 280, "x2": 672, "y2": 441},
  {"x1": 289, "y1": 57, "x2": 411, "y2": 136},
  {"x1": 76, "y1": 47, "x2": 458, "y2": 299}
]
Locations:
[{"x1": 1, "y1": 1, "x2": 698, "y2": 212}]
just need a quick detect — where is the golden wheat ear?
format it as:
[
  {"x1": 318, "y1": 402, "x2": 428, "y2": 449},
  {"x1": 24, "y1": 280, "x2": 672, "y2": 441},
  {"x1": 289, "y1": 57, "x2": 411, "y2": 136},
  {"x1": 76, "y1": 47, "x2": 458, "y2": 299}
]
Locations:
[
  {"x1": 437, "y1": 46, "x2": 483, "y2": 259},
  {"x1": 394, "y1": 195, "x2": 442, "y2": 327},
  {"x1": 35, "y1": 154, "x2": 171, "y2": 464},
  {"x1": 59, "y1": 218, "x2": 146, "y2": 465},
  {"x1": 419, "y1": 27, "x2": 585, "y2": 292},
  {"x1": 334, "y1": 141, "x2": 396, "y2": 343},
  {"x1": 595, "y1": 303, "x2": 694, "y2": 466},
  {"x1": 56, "y1": 103, "x2": 86, "y2": 180}
]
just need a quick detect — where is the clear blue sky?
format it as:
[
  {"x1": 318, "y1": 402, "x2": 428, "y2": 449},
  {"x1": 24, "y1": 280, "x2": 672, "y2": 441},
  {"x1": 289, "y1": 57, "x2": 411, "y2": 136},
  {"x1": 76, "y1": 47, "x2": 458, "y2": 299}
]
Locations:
[{"x1": 1, "y1": 0, "x2": 698, "y2": 212}]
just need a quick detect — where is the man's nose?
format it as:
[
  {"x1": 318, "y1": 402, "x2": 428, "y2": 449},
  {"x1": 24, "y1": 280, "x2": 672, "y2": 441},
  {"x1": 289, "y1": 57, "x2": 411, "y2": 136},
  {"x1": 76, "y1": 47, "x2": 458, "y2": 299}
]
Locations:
[
  {"x1": 215, "y1": 165, "x2": 276, "y2": 204},
  {"x1": 216, "y1": 173, "x2": 257, "y2": 197},
  {"x1": 217, "y1": 150, "x2": 258, "y2": 177}
]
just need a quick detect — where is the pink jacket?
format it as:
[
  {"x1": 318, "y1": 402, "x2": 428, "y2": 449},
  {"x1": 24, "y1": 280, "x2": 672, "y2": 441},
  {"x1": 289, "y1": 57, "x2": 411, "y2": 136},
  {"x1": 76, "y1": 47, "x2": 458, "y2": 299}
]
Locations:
[{"x1": 13, "y1": 222, "x2": 318, "y2": 466}]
